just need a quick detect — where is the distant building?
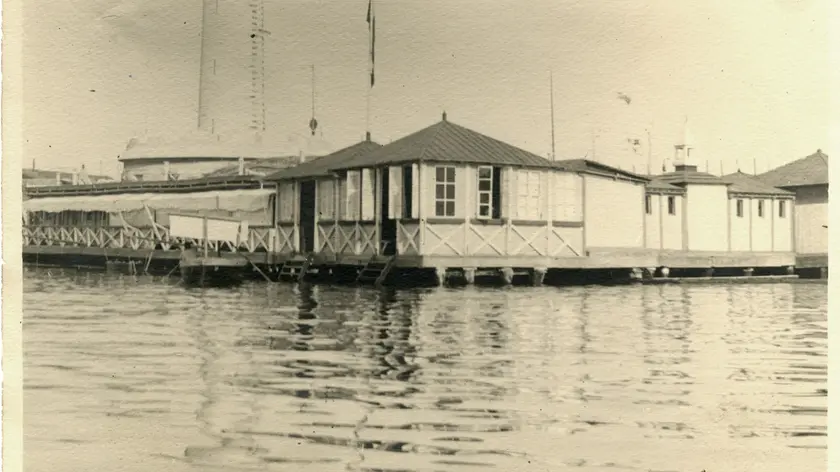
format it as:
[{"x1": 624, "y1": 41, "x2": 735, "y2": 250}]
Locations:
[
  {"x1": 119, "y1": 132, "x2": 334, "y2": 182},
  {"x1": 23, "y1": 168, "x2": 114, "y2": 188},
  {"x1": 644, "y1": 120, "x2": 795, "y2": 255},
  {"x1": 756, "y1": 149, "x2": 828, "y2": 257}
]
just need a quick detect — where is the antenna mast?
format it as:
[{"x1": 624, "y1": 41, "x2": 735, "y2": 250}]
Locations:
[
  {"x1": 309, "y1": 65, "x2": 319, "y2": 136},
  {"x1": 550, "y1": 70, "x2": 556, "y2": 161}
]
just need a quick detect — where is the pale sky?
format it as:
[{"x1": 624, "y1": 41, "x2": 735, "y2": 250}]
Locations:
[{"x1": 22, "y1": 0, "x2": 831, "y2": 178}]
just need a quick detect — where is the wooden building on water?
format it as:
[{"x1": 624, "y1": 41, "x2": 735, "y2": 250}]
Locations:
[
  {"x1": 21, "y1": 113, "x2": 804, "y2": 285},
  {"x1": 265, "y1": 113, "x2": 797, "y2": 284},
  {"x1": 756, "y1": 149, "x2": 828, "y2": 275}
]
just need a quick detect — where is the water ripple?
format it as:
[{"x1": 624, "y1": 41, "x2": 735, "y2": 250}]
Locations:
[{"x1": 22, "y1": 268, "x2": 826, "y2": 472}]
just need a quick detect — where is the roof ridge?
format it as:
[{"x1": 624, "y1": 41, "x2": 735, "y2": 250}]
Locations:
[
  {"x1": 446, "y1": 120, "x2": 552, "y2": 163},
  {"x1": 416, "y1": 121, "x2": 448, "y2": 162}
]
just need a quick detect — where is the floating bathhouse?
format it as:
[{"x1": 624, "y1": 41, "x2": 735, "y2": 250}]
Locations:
[
  {"x1": 21, "y1": 114, "x2": 810, "y2": 284},
  {"x1": 264, "y1": 113, "x2": 656, "y2": 282},
  {"x1": 756, "y1": 149, "x2": 828, "y2": 272}
]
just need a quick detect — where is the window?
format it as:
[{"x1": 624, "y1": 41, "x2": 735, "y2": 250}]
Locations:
[
  {"x1": 552, "y1": 173, "x2": 581, "y2": 221},
  {"x1": 318, "y1": 180, "x2": 335, "y2": 220},
  {"x1": 434, "y1": 166, "x2": 456, "y2": 217},
  {"x1": 402, "y1": 165, "x2": 414, "y2": 218},
  {"x1": 476, "y1": 166, "x2": 501, "y2": 219},
  {"x1": 779, "y1": 200, "x2": 786, "y2": 218},
  {"x1": 361, "y1": 168, "x2": 375, "y2": 220},
  {"x1": 645, "y1": 195, "x2": 652, "y2": 215},
  {"x1": 517, "y1": 170, "x2": 542, "y2": 220},
  {"x1": 345, "y1": 170, "x2": 360, "y2": 220},
  {"x1": 667, "y1": 196, "x2": 676, "y2": 215},
  {"x1": 736, "y1": 199, "x2": 744, "y2": 218},
  {"x1": 757, "y1": 200, "x2": 764, "y2": 218}
]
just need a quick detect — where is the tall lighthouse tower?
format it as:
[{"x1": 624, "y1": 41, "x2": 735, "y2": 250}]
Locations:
[{"x1": 118, "y1": 0, "x2": 332, "y2": 181}]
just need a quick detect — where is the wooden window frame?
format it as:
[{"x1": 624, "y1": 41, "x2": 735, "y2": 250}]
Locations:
[
  {"x1": 736, "y1": 199, "x2": 744, "y2": 218},
  {"x1": 778, "y1": 200, "x2": 786, "y2": 218},
  {"x1": 434, "y1": 166, "x2": 456, "y2": 218},
  {"x1": 757, "y1": 200, "x2": 764, "y2": 218},
  {"x1": 645, "y1": 195, "x2": 652, "y2": 215},
  {"x1": 476, "y1": 165, "x2": 494, "y2": 219},
  {"x1": 667, "y1": 196, "x2": 676, "y2": 215}
]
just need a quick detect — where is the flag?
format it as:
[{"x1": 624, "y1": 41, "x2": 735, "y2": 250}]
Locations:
[{"x1": 367, "y1": 0, "x2": 375, "y2": 87}]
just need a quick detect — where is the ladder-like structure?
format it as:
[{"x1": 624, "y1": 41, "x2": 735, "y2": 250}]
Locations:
[
  {"x1": 355, "y1": 242, "x2": 396, "y2": 287},
  {"x1": 279, "y1": 253, "x2": 314, "y2": 282}
]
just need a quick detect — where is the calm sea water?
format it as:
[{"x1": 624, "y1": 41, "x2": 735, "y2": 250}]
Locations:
[{"x1": 23, "y1": 268, "x2": 827, "y2": 472}]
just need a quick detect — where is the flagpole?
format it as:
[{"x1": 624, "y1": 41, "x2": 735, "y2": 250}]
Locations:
[
  {"x1": 550, "y1": 70, "x2": 556, "y2": 161},
  {"x1": 365, "y1": 0, "x2": 375, "y2": 138}
]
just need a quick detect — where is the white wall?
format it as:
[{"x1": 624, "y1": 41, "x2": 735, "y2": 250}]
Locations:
[
  {"x1": 729, "y1": 197, "x2": 751, "y2": 251},
  {"x1": 774, "y1": 199, "x2": 794, "y2": 252},
  {"x1": 644, "y1": 193, "x2": 683, "y2": 250},
  {"x1": 686, "y1": 184, "x2": 729, "y2": 251},
  {"x1": 750, "y1": 198, "x2": 773, "y2": 251},
  {"x1": 585, "y1": 175, "x2": 645, "y2": 248},
  {"x1": 794, "y1": 185, "x2": 828, "y2": 254}
]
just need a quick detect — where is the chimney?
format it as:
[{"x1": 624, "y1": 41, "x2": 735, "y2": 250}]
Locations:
[
  {"x1": 442, "y1": 111, "x2": 448, "y2": 121},
  {"x1": 365, "y1": 131, "x2": 371, "y2": 142}
]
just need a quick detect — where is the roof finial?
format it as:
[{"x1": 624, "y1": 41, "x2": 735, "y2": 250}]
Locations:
[{"x1": 442, "y1": 111, "x2": 447, "y2": 122}]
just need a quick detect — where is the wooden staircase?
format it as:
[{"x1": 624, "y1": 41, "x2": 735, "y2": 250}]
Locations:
[
  {"x1": 356, "y1": 253, "x2": 396, "y2": 287},
  {"x1": 279, "y1": 253, "x2": 315, "y2": 282}
]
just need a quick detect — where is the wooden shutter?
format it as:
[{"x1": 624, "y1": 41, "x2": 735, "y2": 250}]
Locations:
[
  {"x1": 411, "y1": 163, "x2": 420, "y2": 219},
  {"x1": 389, "y1": 166, "x2": 403, "y2": 218}
]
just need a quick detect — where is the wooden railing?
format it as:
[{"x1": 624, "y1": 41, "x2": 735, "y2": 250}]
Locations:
[{"x1": 23, "y1": 225, "x2": 275, "y2": 253}]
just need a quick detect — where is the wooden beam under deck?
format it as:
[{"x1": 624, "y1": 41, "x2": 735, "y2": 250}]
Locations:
[{"x1": 23, "y1": 245, "x2": 800, "y2": 270}]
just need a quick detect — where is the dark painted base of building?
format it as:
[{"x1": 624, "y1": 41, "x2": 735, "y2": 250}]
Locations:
[{"x1": 22, "y1": 251, "x2": 827, "y2": 288}]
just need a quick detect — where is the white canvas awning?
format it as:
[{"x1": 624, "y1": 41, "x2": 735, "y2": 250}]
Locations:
[{"x1": 24, "y1": 188, "x2": 275, "y2": 213}]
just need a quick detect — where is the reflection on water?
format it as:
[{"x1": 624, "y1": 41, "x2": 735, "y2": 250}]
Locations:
[{"x1": 23, "y1": 268, "x2": 827, "y2": 472}]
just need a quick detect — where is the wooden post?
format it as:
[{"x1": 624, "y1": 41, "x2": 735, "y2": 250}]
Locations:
[
  {"x1": 313, "y1": 180, "x2": 320, "y2": 254},
  {"x1": 375, "y1": 168, "x2": 382, "y2": 256},
  {"x1": 531, "y1": 267, "x2": 547, "y2": 286},
  {"x1": 727, "y1": 197, "x2": 732, "y2": 252},
  {"x1": 748, "y1": 197, "x2": 754, "y2": 251},
  {"x1": 580, "y1": 175, "x2": 587, "y2": 254},
  {"x1": 202, "y1": 216, "x2": 208, "y2": 258},
  {"x1": 770, "y1": 197, "x2": 776, "y2": 251},
  {"x1": 434, "y1": 267, "x2": 446, "y2": 286},
  {"x1": 418, "y1": 163, "x2": 425, "y2": 255},
  {"x1": 464, "y1": 165, "x2": 471, "y2": 255},
  {"x1": 658, "y1": 194, "x2": 664, "y2": 250},
  {"x1": 789, "y1": 199, "x2": 796, "y2": 253},
  {"x1": 334, "y1": 178, "x2": 341, "y2": 257},
  {"x1": 500, "y1": 267, "x2": 514, "y2": 285},
  {"x1": 463, "y1": 267, "x2": 476, "y2": 285},
  {"x1": 681, "y1": 193, "x2": 689, "y2": 251},
  {"x1": 545, "y1": 171, "x2": 553, "y2": 255}
]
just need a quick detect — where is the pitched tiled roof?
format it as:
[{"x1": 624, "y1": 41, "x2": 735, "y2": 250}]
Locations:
[
  {"x1": 331, "y1": 117, "x2": 554, "y2": 171},
  {"x1": 756, "y1": 150, "x2": 828, "y2": 188},
  {"x1": 553, "y1": 159, "x2": 649, "y2": 182},
  {"x1": 655, "y1": 167, "x2": 728, "y2": 186},
  {"x1": 265, "y1": 140, "x2": 383, "y2": 180},
  {"x1": 645, "y1": 177, "x2": 685, "y2": 193},
  {"x1": 721, "y1": 171, "x2": 794, "y2": 196}
]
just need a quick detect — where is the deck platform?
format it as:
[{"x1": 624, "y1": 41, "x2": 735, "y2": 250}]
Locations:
[
  {"x1": 23, "y1": 245, "x2": 797, "y2": 270},
  {"x1": 796, "y1": 253, "x2": 828, "y2": 269}
]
